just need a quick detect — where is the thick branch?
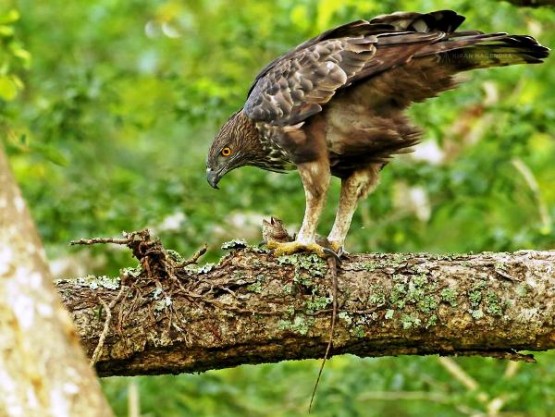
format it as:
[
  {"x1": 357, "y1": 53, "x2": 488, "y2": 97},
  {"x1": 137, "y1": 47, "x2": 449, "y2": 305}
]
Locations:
[{"x1": 57, "y1": 233, "x2": 555, "y2": 377}]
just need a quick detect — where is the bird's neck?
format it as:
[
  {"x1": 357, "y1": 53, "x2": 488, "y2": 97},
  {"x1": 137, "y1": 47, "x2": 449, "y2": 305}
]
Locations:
[
  {"x1": 236, "y1": 109, "x2": 294, "y2": 172},
  {"x1": 234, "y1": 109, "x2": 259, "y2": 143}
]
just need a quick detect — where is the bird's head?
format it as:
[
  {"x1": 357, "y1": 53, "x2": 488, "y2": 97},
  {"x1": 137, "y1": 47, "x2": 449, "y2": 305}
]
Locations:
[{"x1": 206, "y1": 110, "x2": 260, "y2": 189}]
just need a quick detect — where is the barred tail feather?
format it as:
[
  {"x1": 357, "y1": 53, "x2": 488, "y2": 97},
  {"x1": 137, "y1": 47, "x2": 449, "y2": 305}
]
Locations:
[
  {"x1": 440, "y1": 35, "x2": 549, "y2": 70},
  {"x1": 369, "y1": 9, "x2": 549, "y2": 71}
]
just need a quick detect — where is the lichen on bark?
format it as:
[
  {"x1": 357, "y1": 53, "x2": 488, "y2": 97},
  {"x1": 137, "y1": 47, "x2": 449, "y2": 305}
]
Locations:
[{"x1": 59, "y1": 231, "x2": 555, "y2": 376}]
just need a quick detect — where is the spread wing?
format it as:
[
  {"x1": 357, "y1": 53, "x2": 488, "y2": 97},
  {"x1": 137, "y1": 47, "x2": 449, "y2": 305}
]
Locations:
[
  {"x1": 243, "y1": 10, "x2": 548, "y2": 127},
  {"x1": 243, "y1": 11, "x2": 464, "y2": 126},
  {"x1": 244, "y1": 31, "x2": 443, "y2": 126}
]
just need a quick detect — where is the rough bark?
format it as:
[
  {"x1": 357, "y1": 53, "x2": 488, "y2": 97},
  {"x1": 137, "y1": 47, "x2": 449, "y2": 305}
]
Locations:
[
  {"x1": 58, "y1": 231, "x2": 555, "y2": 377},
  {"x1": 0, "y1": 149, "x2": 114, "y2": 417}
]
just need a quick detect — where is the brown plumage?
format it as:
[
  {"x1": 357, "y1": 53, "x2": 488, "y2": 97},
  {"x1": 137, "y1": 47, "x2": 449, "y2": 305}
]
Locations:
[{"x1": 206, "y1": 9, "x2": 549, "y2": 256}]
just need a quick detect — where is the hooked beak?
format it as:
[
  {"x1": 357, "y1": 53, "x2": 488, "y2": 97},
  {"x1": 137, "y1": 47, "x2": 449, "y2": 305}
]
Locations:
[{"x1": 206, "y1": 168, "x2": 221, "y2": 189}]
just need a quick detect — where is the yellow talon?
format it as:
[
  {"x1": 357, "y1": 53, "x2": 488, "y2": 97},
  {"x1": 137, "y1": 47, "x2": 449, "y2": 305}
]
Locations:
[
  {"x1": 267, "y1": 240, "x2": 327, "y2": 258},
  {"x1": 327, "y1": 241, "x2": 343, "y2": 255}
]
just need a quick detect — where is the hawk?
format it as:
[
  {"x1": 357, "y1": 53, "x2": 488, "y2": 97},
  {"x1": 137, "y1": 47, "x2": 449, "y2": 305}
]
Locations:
[{"x1": 206, "y1": 10, "x2": 549, "y2": 257}]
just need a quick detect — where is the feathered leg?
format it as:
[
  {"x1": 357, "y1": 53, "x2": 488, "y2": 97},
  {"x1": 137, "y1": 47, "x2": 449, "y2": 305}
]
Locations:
[
  {"x1": 268, "y1": 159, "x2": 330, "y2": 257},
  {"x1": 327, "y1": 164, "x2": 382, "y2": 253}
]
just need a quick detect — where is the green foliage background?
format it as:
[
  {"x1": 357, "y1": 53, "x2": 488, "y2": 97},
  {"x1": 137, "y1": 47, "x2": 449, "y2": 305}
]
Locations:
[{"x1": 2, "y1": 0, "x2": 554, "y2": 415}]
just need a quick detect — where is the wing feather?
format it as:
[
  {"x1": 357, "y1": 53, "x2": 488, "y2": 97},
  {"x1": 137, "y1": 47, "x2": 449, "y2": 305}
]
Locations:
[
  {"x1": 244, "y1": 31, "x2": 444, "y2": 126},
  {"x1": 243, "y1": 9, "x2": 548, "y2": 128}
]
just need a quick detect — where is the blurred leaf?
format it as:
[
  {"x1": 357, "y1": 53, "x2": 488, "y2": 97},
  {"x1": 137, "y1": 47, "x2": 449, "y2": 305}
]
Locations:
[
  {"x1": 0, "y1": 74, "x2": 19, "y2": 100},
  {"x1": 0, "y1": 9, "x2": 20, "y2": 25},
  {"x1": 0, "y1": 24, "x2": 14, "y2": 37}
]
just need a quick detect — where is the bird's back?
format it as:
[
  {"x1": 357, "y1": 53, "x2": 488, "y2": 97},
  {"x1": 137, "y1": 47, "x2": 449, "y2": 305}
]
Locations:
[{"x1": 297, "y1": 11, "x2": 549, "y2": 177}]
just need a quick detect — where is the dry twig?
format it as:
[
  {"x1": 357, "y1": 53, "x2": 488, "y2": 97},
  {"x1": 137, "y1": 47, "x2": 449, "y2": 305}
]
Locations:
[{"x1": 90, "y1": 284, "x2": 125, "y2": 366}]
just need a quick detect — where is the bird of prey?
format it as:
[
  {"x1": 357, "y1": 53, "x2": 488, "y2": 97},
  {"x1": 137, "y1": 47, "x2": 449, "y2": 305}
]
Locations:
[{"x1": 206, "y1": 10, "x2": 549, "y2": 257}]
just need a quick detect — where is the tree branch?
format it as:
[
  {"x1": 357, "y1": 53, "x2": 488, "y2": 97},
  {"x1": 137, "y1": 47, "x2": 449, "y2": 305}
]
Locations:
[{"x1": 57, "y1": 231, "x2": 555, "y2": 377}]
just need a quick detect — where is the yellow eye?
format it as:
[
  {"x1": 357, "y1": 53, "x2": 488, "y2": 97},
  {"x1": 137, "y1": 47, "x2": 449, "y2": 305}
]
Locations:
[{"x1": 221, "y1": 147, "x2": 232, "y2": 157}]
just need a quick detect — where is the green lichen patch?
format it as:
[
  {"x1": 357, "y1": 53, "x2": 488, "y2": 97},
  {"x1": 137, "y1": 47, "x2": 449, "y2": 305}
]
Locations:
[
  {"x1": 247, "y1": 281, "x2": 263, "y2": 293},
  {"x1": 426, "y1": 314, "x2": 438, "y2": 328},
  {"x1": 154, "y1": 296, "x2": 172, "y2": 312},
  {"x1": 150, "y1": 287, "x2": 163, "y2": 299},
  {"x1": 277, "y1": 253, "x2": 327, "y2": 277},
  {"x1": 516, "y1": 283, "x2": 530, "y2": 297},
  {"x1": 406, "y1": 274, "x2": 434, "y2": 304},
  {"x1": 411, "y1": 274, "x2": 427, "y2": 285},
  {"x1": 348, "y1": 317, "x2": 368, "y2": 338},
  {"x1": 278, "y1": 315, "x2": 313, "y2": 336},
  {"x1": 283, "y1": 283, "x2": 294, "y2": 295},
  {"x1": 231, "y1": 270, "x2": 248, "y2": 282},
  {"x1": 121, "y1": 266, "x2": 142, "y2": 279},
  {"x1": 485, "y1": 290, "x2": 504, "y2": 317},
  {"x1": 468, "y1": 280, "x2": 487, "y2": 308},
  {"x1": 249, "y1": 258, "x2": 264, "y2": 268},
  {"x1": 94, "y1": 275, "x2": 121, "y2": 290},
  {"x1": 338, "y1": 311, "x2": 353, "y2": 325},
  {"x1": 221, "y1": 239, "x2": 248, "y2": 250},
  {"x1": 383, "y1": 272, "x2": 443, "y2": 328},
  {"x1": 494, "y1": 261, "x2": 506, "y2": 270},
  {"x1": 68, "y1": 274, "x2": 121, "y2": 290},
  {"x1": 247, "y1": 245, "x2": 270, "y2": 254},
  {"x1": 292, "y1": 272, "x2": 315, "y2": 290},
  {"x1": 388, "y1": 253, "x2": 411, "y2": 268},
  {"x1": 361, "y1": 260, "x2": 379, "y2": 272},
  {"x1": 197, "y1": 263, "x2": 215, "y2": 274},
  {"x1": 471, "y1": 309, "x2": 484, "y2": 320},
  {"x1": 277, "y1": 253, "x2": 328, "y2": 292},
  {"x1": 389, "y1": 281, "x2": 408, "y2": 308},
  {"x1": 166, "y1": 249, "x2": 184, "y2": 263},
  {"x1": 400, "y1": 314, "x2": 422, "y2": 330},
  {"x1": 417, "y1": 295, "x2": 438, "y2": 314},
  {"x1": 466, "y1": 278, "x2": 507, "y2": 319},
  {"x1": 352, "y1": 326, "x2": 366, "y2": 338},
  {"x1": 306, "y1": 295, "x2": 332, "y2": 313},
  {"x1": 441, "y1": 288, "x2": 458, "y2": 307},
  {"x1": 368, "y1": 285, "x2": 386, "y2": 306}
]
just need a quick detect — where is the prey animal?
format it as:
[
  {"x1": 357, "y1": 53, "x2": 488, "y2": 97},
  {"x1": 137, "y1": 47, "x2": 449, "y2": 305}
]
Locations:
[{"x1": 206, "y1": 9, "x2": 549, "y2": 257}]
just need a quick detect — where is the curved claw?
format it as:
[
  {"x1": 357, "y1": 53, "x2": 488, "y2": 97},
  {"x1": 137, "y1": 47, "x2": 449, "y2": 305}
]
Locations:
[
  {"x1": 327, "y1": 241, "x2": 343, "y2": 256},
  {"x1": 322, "y1": 247, "x2": 342, "y2": 263}
]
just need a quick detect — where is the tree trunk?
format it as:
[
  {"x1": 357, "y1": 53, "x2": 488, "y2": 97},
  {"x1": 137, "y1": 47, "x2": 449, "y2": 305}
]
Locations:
[
  {"x1": 59, "y1": 231, "x2": 555, "y2": 377},
  {"x1": 0, "y1": 149, "x2": 114, "y2": 417}
]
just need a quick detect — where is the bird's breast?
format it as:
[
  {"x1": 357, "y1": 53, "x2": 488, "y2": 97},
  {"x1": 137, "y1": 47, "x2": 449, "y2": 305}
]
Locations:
[{"x1": 253, "y1": 125, "x2": 296, "y2": 172}]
